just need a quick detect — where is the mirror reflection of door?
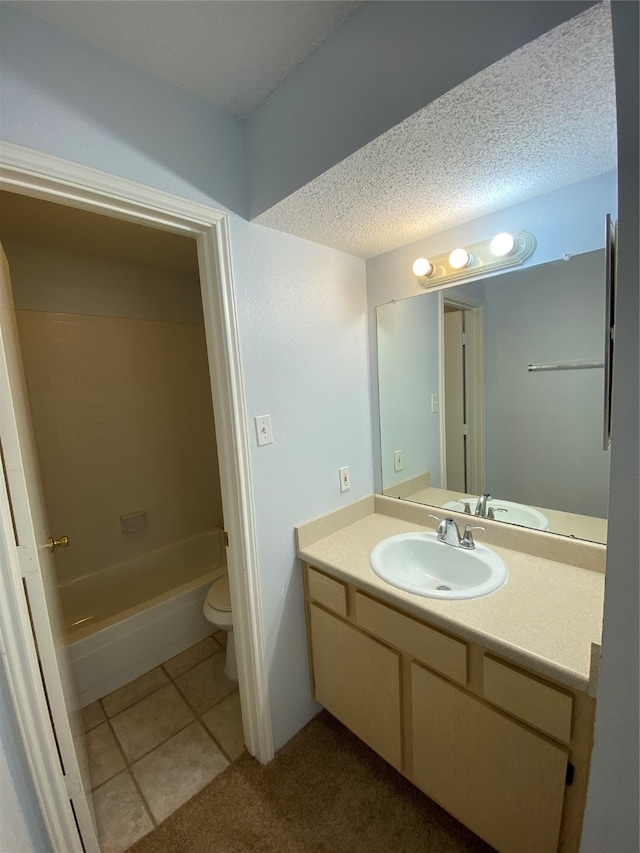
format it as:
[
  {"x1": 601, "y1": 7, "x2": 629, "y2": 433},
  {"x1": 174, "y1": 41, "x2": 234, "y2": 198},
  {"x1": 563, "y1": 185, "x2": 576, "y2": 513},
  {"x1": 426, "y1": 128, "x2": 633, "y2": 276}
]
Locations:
[
  {"x1": 442, "y1": 298, "x2": 485, "y2": 496},
  {"x1": 443, "y1": 306, "x2": 466, "y2": 491}
]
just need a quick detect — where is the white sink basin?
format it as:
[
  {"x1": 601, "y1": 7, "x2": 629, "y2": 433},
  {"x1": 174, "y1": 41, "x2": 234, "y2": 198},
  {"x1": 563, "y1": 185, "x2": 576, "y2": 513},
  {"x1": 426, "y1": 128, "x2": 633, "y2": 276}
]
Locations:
[
  {"x1": 370, "y1": 532, "x2": 508, "y2": 600},
  {"x1": 442, "y1": 499, "x2": 550, "y2": 531}
]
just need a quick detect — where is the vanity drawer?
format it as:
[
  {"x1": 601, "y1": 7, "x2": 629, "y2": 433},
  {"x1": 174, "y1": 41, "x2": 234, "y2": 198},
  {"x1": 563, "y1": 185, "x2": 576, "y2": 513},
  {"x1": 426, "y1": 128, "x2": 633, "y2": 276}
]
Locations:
[
  {"x1": 483, "y1": 655, "x2": 573, "y2": 743},
  {"x1": 307, "y1": 567, "x2": 348, "y2": 617},
  {"x1": 354, "y1": 592, "x2": 467, "y2": 684}
]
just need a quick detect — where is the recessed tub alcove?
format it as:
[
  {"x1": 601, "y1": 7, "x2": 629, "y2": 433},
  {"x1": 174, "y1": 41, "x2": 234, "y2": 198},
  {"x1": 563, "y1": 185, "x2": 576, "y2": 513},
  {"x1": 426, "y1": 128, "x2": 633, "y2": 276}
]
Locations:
[{"x1": 61, "y1": 530, "x2": 224, "y2": 706}]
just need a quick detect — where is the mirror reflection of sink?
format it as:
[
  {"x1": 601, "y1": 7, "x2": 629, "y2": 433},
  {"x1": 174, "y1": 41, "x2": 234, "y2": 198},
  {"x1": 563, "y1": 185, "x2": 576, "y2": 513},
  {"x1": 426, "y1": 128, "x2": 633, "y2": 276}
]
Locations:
[
  {"x1": 369, "y1": 532, "x2": 508, "y2": 600},
  {"x1": 442, "y1": 499, "x2": 550, "y2": 531}
]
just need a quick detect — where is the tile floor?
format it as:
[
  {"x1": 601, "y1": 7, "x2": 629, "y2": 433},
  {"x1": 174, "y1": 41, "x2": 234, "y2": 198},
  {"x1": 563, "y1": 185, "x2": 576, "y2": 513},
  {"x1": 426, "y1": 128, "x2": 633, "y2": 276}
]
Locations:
[{"x1": 81, "y1": 632, "x2": 244, "y2": 853}]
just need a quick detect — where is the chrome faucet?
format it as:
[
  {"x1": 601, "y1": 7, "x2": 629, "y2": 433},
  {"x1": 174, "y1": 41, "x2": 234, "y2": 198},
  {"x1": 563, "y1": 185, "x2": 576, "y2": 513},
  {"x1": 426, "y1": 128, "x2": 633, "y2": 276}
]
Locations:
[
  {"x1": 433, "y1": 516, "x2": 462, "y2": 547},
  {"x1": 474, "y1": 493, "x2": 493, "y2": 517},
  {"x1": 430, "y1": 515, "x2": 484, "y2": 550}
]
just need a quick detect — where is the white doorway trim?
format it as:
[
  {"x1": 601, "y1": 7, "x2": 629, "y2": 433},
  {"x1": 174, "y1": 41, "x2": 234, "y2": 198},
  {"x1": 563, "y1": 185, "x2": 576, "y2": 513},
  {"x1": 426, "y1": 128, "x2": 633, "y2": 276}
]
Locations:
[{"x1": 0, "y1": 141, "x2": 273, "y2": 845}]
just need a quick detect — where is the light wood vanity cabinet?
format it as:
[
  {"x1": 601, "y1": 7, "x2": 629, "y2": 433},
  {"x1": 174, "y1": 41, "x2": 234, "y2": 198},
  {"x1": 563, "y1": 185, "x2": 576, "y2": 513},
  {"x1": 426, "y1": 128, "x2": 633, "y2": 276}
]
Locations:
[
  {"x1": 412, "y1": 664, "x2": 568, "y2": 853},
  {"x1": 303, "y1": 563, "x2": 595, "y2": 853},
  {"x1": 309, "y1": 603, "x2": 402, "y2": 769}
]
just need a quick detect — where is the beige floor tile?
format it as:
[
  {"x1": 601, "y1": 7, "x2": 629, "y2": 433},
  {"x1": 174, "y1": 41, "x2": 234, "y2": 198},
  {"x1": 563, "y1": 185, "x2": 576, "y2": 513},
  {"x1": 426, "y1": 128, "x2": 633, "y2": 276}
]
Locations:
[
  {"x1": 102, "y1": 667, "x2": 169, "y2": 718},
  {"x1": 201, "y1": 690, "x2": 245, "y2": 761},
  {"x1": 110, "y1": 683, "x2": 194, "y2": 763},
  {"x1": 213, "y1": 629, "x2": 227, "y2": 648},
  {"x1": 86, "y1": 722, "x2": 126, "y2": 789},
  {"x1": 131, "y1": 721, "x2": 229, "y2": 823},
  {"x1": 81, "y1": 700, "x2": 106, "y2": 732},
  {"x1": 93, "y1": 770, "x2": 154, "y2": 853},
  {"x1": 174, "y1": 652, "x2": 236, "y2": 715},
  {"x1": 162, "y1": 636, "x2": 222, "y2": 679}
]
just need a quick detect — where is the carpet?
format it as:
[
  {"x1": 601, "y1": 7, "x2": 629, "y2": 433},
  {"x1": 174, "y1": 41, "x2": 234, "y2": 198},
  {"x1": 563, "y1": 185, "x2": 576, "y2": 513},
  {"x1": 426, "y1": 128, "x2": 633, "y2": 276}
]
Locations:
[{"x1": 129, "y1": 710, "x2": 494, "y2": 853}]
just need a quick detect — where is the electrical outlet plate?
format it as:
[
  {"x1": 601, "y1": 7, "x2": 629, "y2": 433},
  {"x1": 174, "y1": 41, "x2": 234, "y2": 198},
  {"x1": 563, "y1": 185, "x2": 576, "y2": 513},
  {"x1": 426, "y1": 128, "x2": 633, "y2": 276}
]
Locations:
[
  {"x1": 394, "y1": 450, "x2": 403, "y2": 472},
  {"x1": 339, "y1": 466, "x2": 350, "y2": 493}
]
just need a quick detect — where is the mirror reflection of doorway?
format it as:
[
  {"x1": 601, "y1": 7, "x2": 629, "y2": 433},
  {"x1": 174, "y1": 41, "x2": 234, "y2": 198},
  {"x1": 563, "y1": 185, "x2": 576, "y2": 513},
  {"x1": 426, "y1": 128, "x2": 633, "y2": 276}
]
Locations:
[{"x1": 442, "y1": 297, "x2": 485, "y2": 496}]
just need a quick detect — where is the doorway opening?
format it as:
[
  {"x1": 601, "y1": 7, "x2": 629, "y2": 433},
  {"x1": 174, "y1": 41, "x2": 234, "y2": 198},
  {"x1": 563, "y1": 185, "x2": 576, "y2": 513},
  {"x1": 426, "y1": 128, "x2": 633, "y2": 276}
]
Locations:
[
  {"x1": 2, "y1": 190, "x2": 230, "y2": 699},
  {"x1": 0, "y1": 144, "x2": 272, "y2": 853}
]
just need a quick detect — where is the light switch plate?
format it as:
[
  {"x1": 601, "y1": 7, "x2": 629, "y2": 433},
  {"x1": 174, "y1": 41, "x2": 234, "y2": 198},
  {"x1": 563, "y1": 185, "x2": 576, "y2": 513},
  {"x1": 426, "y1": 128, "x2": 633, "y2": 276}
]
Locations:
[{"x1": 254, "y1": 415, "x2": 273, "y2": 446}]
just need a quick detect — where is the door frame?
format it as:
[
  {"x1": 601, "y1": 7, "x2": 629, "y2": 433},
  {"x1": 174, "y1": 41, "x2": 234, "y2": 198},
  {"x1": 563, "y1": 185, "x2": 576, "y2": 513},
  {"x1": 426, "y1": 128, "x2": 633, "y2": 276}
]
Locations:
[
  {"x1": 0, "y1": 142, "x2": 273, "y2": 847},
  {"x1": 438, "y1": 290, "x2": 485, "y2": 495}
]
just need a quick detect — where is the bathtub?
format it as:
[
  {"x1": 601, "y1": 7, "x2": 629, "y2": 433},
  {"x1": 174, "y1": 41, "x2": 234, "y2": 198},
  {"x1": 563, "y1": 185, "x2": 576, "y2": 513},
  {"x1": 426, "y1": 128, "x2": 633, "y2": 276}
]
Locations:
[{"x1": 61, "y1": 530, "x2": 225, "y2": 707}]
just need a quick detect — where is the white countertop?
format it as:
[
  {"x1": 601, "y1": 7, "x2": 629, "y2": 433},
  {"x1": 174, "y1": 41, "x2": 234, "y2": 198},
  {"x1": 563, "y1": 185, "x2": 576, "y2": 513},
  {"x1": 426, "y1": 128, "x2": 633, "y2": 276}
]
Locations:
[{"x1": 297, "y1": 501, "x2": 605, "y2": 693}]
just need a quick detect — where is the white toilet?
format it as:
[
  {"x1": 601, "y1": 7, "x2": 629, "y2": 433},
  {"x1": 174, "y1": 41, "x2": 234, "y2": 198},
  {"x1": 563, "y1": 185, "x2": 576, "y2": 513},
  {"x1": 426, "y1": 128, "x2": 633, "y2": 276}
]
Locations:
[{"x1": 203, "y1": 572, "x2": 237, "y2": 681}]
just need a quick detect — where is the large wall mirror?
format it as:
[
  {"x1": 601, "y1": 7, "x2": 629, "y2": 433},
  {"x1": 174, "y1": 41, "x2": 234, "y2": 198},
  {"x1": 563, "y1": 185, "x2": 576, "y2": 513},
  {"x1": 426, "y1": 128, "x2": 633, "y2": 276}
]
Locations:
[{"x1": 377, "y1": 249, "x2": 609, "y2": 544}]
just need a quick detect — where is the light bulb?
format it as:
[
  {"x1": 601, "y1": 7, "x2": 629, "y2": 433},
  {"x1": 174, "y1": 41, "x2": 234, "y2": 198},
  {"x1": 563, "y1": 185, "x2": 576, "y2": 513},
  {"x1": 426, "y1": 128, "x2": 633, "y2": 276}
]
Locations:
[
  {"x1": 449, "y1": 248, "x2": 471, "y2": 270},
  {"x1": 412, "y1": 257, "x2": 433, "y2": 277},
  {"x1": 490, "y1": 232, "x2": 515, "y2": 257}
]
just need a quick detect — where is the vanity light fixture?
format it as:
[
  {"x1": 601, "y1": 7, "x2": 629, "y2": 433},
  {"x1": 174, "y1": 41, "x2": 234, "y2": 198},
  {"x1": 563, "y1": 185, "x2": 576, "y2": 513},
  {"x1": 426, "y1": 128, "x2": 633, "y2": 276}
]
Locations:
[
  {"x1": 448, "y1": 248, "x2": 472, "y2": 269},
  {"x1": 490, "y1": 231, "x2": 516, "y2": 257},
  {"x1": 412, "y1": 257, "x2": 434, "y2": 278},
  {"x1": 413, "y1": 230, "x2": 536, "y2": 288}
]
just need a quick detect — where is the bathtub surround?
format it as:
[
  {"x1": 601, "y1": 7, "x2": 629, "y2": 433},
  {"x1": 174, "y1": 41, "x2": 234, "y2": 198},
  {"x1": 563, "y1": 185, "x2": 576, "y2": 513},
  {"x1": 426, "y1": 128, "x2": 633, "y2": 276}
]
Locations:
[
  {"x1": 7, "y1": 240, "x2": 223, "y2": 588},
  {"x1": 81, "y1": 634, "x2": 243, "y2": 853}
]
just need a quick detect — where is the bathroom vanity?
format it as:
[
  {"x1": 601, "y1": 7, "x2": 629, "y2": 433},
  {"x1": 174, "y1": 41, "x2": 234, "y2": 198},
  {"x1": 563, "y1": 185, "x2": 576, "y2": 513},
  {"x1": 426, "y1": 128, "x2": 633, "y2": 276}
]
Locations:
[{"x1": 296, "y1": 496, "x2": 604, "y2": 853}]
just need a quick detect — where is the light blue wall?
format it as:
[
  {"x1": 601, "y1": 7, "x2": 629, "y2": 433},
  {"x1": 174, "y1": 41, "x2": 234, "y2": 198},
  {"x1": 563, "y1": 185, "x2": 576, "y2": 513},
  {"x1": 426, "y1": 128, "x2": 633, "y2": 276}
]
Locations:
[
  {"x1": 228, "y1": 219, "x2": 372, "y2": 748},
  {"x1": 245, "y1": 0, "x2": 594, "y2": 218},
  {"x1": 0, "y1": 5, "x2": 247, "y2": 217},
  {"x1": 377, "y1": 292, "x2": 441, "y2": 488},
  {"x1": 483, "y1": 250, "x2": 609, "y2": 516},
  {"x1": 366, "y1": 171, "x2": 617, "y2": 494}
]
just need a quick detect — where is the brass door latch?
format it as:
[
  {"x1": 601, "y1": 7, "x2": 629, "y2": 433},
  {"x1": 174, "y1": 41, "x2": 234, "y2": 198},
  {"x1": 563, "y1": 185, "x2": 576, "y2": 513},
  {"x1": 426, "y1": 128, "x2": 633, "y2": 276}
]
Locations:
[{"x1": 47, "y1": 535, "x2": 69, "y2": 552}]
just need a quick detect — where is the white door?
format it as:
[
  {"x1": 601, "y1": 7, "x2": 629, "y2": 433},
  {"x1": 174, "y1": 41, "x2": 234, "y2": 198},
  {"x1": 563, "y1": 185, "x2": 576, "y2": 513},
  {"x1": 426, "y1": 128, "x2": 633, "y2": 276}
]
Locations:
[{"x1": 0, "y1": 243, "x2": 99, "y2": 852}]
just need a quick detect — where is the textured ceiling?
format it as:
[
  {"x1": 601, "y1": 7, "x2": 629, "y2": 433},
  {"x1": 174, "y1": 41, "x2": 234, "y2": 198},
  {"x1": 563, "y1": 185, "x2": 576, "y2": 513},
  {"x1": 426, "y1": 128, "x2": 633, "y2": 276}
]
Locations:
[
  {"x1": 13, "y1": 0, "x2": 362, "y2": 119},
  {"x1": 256, "y1": 3, "x2": 617, "y2": 259},
  {"x1": 7, "y1": 2, "x2": 617, "y2": 260}
]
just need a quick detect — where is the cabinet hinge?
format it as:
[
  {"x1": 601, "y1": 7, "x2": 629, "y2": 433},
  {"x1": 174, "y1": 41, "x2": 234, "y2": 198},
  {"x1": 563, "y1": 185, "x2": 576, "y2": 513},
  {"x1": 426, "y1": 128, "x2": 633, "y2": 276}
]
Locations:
[
  {"x1": 224, "y1": 531, "x2": 229, "y2": 548},
  {"x1": 461, "y1": 332, "x2": 467, "y2": 346},
  {"x1": 566, "y1": 762, "x2": 575, "y2": 786}
]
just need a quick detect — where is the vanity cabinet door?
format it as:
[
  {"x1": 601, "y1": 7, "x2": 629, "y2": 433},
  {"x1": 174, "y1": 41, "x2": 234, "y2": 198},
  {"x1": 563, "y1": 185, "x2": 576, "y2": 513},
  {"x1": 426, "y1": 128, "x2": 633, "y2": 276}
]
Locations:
[
  {"x1": 411, "y1": 664, "x2": 568, "y2": 853},
  {"x1": 309, "y1": 603, "x2": 402, "y2": 770}
]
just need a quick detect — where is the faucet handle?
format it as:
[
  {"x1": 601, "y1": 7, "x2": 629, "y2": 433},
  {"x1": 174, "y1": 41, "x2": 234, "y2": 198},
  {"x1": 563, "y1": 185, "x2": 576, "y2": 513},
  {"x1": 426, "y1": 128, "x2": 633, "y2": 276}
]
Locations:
[
  {"x1": 460, "y1": 524, "x2": 485, "y2": 550},
  {"x1": 487, "y1": 507, "x2": 508, "y2": 520},
  {"x1": 451, "y1": 498, "x2": 472, "y2": 514}
]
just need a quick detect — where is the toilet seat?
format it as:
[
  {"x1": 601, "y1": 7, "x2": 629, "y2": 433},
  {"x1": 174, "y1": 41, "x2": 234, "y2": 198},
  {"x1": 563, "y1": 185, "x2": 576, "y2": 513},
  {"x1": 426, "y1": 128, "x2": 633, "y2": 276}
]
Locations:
[
  {"x1": 203, "y1": 573, "x2": 233, "y2": 631},
  {"x1": 206, "y1": 574, "x2": 231, "y2": 612},
  {"x1": 202, "y1": 571, "x2": 236, "y2": 680}
]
